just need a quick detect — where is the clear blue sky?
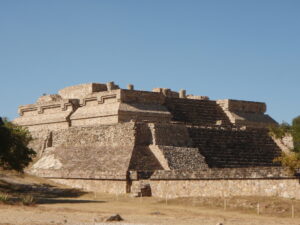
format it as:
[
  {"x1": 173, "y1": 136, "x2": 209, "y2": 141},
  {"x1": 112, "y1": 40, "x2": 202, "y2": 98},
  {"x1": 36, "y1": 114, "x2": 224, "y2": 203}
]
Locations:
[{"x1": 0, "y1": 0, "x2": 299, "y2": 123}]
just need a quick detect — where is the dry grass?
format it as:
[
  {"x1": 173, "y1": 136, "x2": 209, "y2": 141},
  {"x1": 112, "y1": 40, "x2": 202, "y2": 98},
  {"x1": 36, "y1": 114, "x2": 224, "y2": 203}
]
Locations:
[
  {"x1": 162, "y1": 195, "x2": 300, "y2": 218},
  {"x1": 0, "y1": 192, "x2": 10, "y2": 203},
  {"x1": 0, "y1": 191, "x2": 36, "y2": 206},
  {"x1": 0, "y1": 170, "x2": 83, "y2": 206}
]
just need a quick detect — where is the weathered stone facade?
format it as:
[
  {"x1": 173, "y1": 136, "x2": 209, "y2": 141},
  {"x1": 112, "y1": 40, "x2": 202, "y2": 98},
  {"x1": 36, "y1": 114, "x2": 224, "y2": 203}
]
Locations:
[{"x1": 14, "y1": 82, "x2": 300, "y2": 199}]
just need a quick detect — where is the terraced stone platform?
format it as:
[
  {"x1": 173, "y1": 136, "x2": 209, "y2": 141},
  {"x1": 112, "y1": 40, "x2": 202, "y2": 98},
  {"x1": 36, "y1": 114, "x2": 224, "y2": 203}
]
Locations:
[{"x1": 14, "y1": 82, "x2": 298, "y2": 199}]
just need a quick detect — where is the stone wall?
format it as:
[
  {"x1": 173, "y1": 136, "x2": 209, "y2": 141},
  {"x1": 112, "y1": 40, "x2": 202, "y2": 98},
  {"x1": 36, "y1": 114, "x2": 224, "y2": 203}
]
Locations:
[
  {"x1": 149, "y1": 123, "x2": 192, "y2": 147},
  {"x1": 118, "y1": 89, "x2": 172, "y2": 123},
  {"x1": 48, "y1": 177, "x2": 300, "y2": 199},
  {"x1": 30, "y1": 122, "x2": 137, "y2": 180},
  {"x1": 140, "y1": 179, "x2": 300, "y2": 199},
  {"x1": 51, "y1": 122, "x2": 135, "y2": 147},
  {"x1": 68, "y1": 88, "x2": 172, "y2": 125},
  {"x1": 164, "y1": 97, "x2": 232, "y2": 126},
  {"x1": 217, "y1": 99, "x2": 277, "y2": 128},
  {"x1": 70, "y1": 89, "x2": 121, "y2": 126},
  {"x1": 58, "y1": 83, "x2": 107, "y2": 99},
  {"x1": 118, "y1": 103, "x2": 171, "y2": 123},
  {"x1": 14, "y1": 98, "x2": 79, "y2": 132},
  {"x1": 121, "y1": 89, "x2": 165, "y2": 104},
  {"x1": 128, "y1": 167, "x2": 300, "y2": 199},
  {"x1": 217, "y1": 99, "x2": 266, "y2": 113},
  {"x1": 15, "y1": 82, "x2": 280, "y2": 131},
  {"x1": 131, "y1": 167, "x2": 290, "y2": 180}
]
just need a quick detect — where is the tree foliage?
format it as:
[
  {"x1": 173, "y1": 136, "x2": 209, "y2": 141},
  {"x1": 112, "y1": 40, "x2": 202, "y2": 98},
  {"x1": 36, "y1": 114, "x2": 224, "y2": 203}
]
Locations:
[
  {"x1": 0, "y1": 117, "x2": 36, "y2": 172},
  {"x1": 291, "y1": 116, "x2": 300, "y2": 152},
  {"x1": 274, "y1": 152, "x2": 300, "y2": 175},
  {"x1": 270, "y1": 115, "x2": 300, "y2": 173},
  {"x1": 269, "y1": 122, "x2": 292, "y2": 139}
]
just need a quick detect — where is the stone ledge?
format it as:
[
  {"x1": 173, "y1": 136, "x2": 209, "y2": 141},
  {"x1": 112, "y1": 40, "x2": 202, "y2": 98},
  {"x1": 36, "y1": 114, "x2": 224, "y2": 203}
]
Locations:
[{"x1": 129, "y1": 167, "x2": 295, "y2": 180}]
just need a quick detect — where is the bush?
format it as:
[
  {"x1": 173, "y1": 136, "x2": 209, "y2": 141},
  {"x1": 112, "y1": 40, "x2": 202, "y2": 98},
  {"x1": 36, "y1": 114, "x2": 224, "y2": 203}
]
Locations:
[
  {"x1": 269, "y1": 117, "x2": 300, "y2": 151},
  {"x1": 270, "y1": 116, "x2": 300, "y2": 173},
  {"x1": 0, "y1": 192, "x2": 36, "y2": 206},
  {"x1": 292, "y1": 116, "x2": 300, "y2": 152},
  {"x1": 20, "y1": 194, "x2": 35, "y2": 206},
  {"x1": 269, "y1": 122, "x2": 291, "y2": 139},
  {"x1": 0, "y1": 193, "x2": 10, "y2": 203},
  {"x1": 0, "y1": 117, "x2": 36, "y2": 172},
  {"x1": 274, "y1": 152, "x2": 300, "y2": 175}
]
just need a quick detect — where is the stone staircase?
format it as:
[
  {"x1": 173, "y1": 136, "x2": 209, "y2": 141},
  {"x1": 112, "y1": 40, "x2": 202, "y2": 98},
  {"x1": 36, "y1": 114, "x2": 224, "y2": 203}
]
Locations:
[
  {"x1": 164, "y1": 98, "x2": 232, "y2": 126},
  {"x1": 188, "y1": 127, "x2": 282, "y2": 168},
  {"x1": 130, "y1": 180, "x2": 152, "y2": 197}
]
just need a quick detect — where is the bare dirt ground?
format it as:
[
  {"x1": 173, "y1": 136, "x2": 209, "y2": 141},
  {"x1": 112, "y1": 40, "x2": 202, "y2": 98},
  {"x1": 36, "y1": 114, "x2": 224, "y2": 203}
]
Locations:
[{"x1": 1, "y1": 171, "x2": 300, "y2": 225}]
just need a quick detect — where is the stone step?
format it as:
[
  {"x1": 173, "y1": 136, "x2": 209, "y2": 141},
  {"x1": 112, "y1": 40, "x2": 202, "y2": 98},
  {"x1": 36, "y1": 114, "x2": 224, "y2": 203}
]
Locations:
[
  {"x1": 204, "y1": 157, "x2": 278, "y2": 162},
  {"x1": 130, "y1": 180, "x2": 152, "y2": 197},
  {"x1": 201, "y1": 151, "x2": 280, "y2": 155},
  {"x1": 209, "y1": 164, "x2": 280, "y2": 168},
  {"x1": 188, "y1": 126, "x2": 282, "y2": 168},
  {"x1": 164, "y1": 98, "x2": 232, "y2": 126}
]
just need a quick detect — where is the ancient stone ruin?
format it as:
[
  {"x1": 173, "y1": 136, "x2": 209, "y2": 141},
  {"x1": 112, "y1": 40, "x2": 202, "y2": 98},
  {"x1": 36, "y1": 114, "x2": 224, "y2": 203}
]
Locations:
[{"x1": 14, "y1": 82, "x2": 300, "y2": 199}]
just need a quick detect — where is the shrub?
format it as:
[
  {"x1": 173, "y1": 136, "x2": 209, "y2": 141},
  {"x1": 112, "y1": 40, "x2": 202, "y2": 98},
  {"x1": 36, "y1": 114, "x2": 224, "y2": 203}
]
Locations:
[
  {"x1": 292, "y1": 116, "x2": 300, "y2": 152},
  {"x1": 269, "y1": 122, "x2": 291, "y2": 139},
  {"x1": 20, "y1": 194, "x2": 35, "y2": 206},
  {"x1": 271, "y1": 116, "x2": 300, "y2": 174},
  {"x1": 0, "y1": 193, "x2": 10, "y2": 203},
  {"x1": 0, "y1": 118, "x2": 36, "y2": 172},
  {"x1": 274, "y1": 152, "x2": 300, "y2": 175}
]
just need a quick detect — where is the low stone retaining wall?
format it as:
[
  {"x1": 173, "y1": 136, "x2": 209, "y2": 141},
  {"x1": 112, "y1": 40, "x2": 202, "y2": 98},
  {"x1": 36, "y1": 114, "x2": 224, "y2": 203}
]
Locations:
[
  {"x1": 133, "y1": 179, "x2": 300, "y2": 199},
  {"x1": 49, "y1": 177, "x2": 300, "y2": 200}
]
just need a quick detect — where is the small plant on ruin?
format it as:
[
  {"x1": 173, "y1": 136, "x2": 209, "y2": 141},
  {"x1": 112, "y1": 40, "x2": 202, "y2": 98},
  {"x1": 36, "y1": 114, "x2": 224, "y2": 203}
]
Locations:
[
  {"x1": 0, "y1": 193, "x2": 10, "y2": 204},
  {"x1": 0, "y1": 117, "x2": 36, "y2": 172},
  {"x1": 20, "y1": 194, "x2": 36, "y2": 206}
]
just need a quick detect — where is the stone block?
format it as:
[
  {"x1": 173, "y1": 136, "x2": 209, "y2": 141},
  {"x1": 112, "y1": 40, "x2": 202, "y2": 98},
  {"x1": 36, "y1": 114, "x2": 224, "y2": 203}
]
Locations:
[{"x1": 59, "y1": 83, "x2": 107, "y2": 99}]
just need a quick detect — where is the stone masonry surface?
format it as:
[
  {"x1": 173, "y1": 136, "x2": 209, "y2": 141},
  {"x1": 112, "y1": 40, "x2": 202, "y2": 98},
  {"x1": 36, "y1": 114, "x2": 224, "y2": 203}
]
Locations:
[{"x1": 14, "y1": 82, "x2": 299, "y2": 199}]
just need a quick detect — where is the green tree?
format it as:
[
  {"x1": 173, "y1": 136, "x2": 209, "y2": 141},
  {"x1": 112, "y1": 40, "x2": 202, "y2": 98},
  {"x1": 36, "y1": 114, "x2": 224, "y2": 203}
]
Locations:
[
  {"x1": 269, "y1": 122, "x2": 291, "y2": 139},
  {"x1": 0, "y1": 117, "x2": 36, "y2": 172},
  {"x1": 292, "y1": 116, "x2": 300, "y2": 152},
  {"x1": 271, "y1": 115, "x2": 300, "y2": 174}
]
